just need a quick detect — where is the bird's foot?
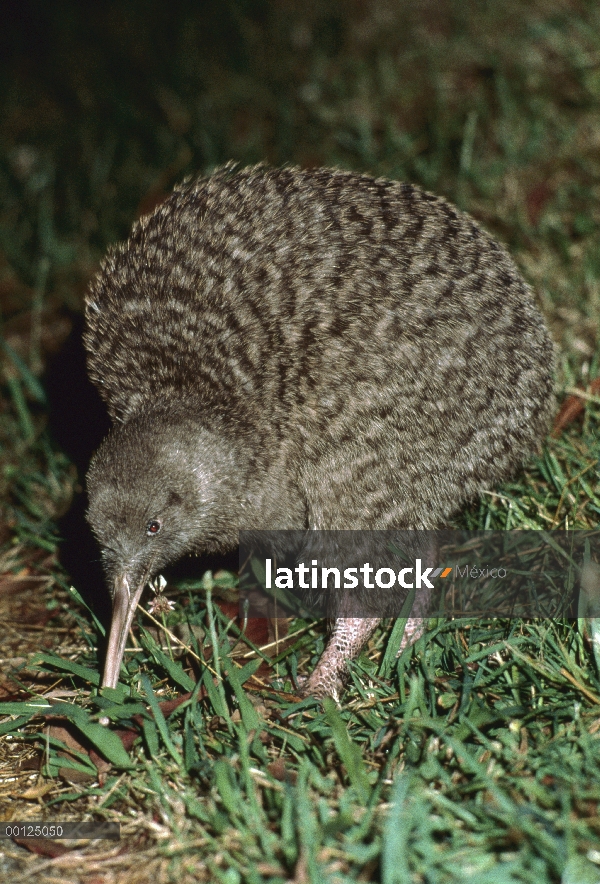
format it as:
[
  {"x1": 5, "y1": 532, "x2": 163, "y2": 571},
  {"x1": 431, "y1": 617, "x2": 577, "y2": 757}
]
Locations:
[
  {"x1": 296, "y1": 670, "x2": 344, "y2": 702},
  {"x1": 296, "y1": 617, "x2": 381, "y2": 701}
]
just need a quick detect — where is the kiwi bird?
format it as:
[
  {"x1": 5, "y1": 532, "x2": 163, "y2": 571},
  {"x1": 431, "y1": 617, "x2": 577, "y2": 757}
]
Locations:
[{"x1": 84, "y1": 164, "x2": 555, "y2": 697}]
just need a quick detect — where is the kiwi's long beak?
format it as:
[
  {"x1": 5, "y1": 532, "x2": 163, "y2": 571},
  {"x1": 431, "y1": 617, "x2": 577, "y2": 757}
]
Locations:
[{"x1": 102, "y1": 574, "x2": 146, "y2": 690}]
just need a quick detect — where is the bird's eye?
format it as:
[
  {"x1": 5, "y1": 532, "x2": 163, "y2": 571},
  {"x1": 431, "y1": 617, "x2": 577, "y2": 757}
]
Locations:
[{"x1": 146, "y1": 519, "x2": 162, "y2": 536}]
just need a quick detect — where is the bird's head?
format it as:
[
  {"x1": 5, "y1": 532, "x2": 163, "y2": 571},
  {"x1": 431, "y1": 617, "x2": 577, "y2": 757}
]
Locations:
[{"x1": 86, "y1": 407, "x2": 245, "y2": 689}]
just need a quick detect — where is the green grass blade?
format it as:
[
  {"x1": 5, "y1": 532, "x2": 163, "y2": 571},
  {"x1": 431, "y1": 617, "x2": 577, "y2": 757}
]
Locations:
[
  {"x1": 323, "y1": 698, "x2": 371, "y2": 803},
  {"x1": 140, "y1": 674, "x2": 183, "y2": 765}
]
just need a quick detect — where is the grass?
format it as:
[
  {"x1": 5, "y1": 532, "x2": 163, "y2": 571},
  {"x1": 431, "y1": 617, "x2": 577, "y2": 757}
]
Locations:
[{"x1": 0, "y1": 1, "x2": 599, "y2": 881}]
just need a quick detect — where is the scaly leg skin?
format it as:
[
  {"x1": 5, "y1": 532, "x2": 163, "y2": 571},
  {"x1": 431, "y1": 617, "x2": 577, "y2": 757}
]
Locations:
[
  {"x1": 299, "y1": 610, "x2": 429, "y2": 701},
  {"x1": 397, "y1": 534, "x2": 438, "y2": 654},
  {"x1": 398, "y1": 616, "x2": 426, "y2": 651},
  {"x1": 397, "y1": 585, "x2": 434, "y2": 653},
  {"x1": 299, "y1": 617, "x2": 380, "y2": 700},
  {"x1": 298, "y1": 537, "x2": 439, "y2": 700}
]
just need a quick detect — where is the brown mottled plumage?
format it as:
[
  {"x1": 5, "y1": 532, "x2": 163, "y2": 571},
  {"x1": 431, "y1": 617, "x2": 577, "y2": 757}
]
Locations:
[{"x1": 84, "y1": 164, "x2": 555, "y2": 697}]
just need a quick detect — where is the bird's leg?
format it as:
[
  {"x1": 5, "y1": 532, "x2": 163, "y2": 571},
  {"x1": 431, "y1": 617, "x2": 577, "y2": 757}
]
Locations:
[
  {"x1": 299, "y1": 533, "x2": 440, "y2": 700},
  {"x1": 397, "y1": 531, "x2": 439, "y2": 654},
  {"x1": 299, "y1": 617, "x2": 380, "y2": 700},
  {"x1": 397, "y1": 613, "x2": 429, "y2": 653}
]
